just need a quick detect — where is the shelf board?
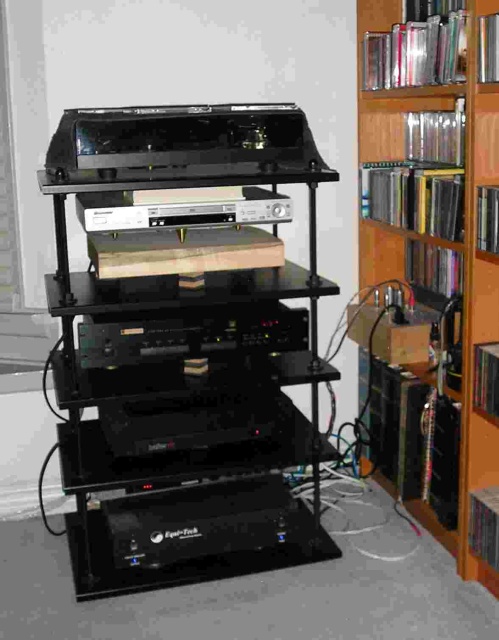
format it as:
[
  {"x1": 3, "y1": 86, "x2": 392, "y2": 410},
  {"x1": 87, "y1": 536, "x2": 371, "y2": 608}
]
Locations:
[
  {"x1": 475, "y1": 249, "x2": 499, "y2": 266},
  {"x1": 65, "y1": 499, "x2": 342, "y2": 602},
  {"x1": 404, "y1": 499, "x2": 459, "y2": 559},
  {"x1": 360, "y1": 218, "x2": 465, "y2": 252},
  {"x1": 477, "y1": 83, "x2": 499, "y2": 94},
  {"x1": 470, "y1": 548, "x2": 499, "y2": 601},
  {"x1": 473, "y1": 406, "x2": 499, "y2": 429},
  {"x1": 57, "y1": 416, "x2": 340, "y2": 494},
  {"x1": 361, "y1": 85, "x2": 466, "y2": 100},
  {"x1": 404, "y1": 362, "x2": 462, "y2": 403},
  {"x1": 37, "y1": 166, "x2": 340, "y2": 195},
  {"x1": 52, "y1": 351, "x2": 340, "y2": 410},
  {"x1": 472, "y1": 176, "x2": 499, "y2": 187},
  {"x1": 45, "y1": 261, "x2": 340, "y2": 317},
  {"x1": 370, "y1": 468, "x2": 459, "y2": 558}
]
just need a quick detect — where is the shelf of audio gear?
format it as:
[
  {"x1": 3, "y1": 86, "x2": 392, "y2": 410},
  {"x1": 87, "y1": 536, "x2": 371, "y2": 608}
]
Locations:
[
  {"x1": 56, "y1": 403, "x2": 340, "y2": 495},
  {"x1": 39, "y1": 102, "x2": 343, "y2": 602}
]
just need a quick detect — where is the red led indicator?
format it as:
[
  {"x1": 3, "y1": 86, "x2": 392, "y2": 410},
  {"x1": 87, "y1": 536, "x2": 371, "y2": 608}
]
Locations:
[
  {"x1": 261, "y1": 320, "x2": 279, "y2": 327},
  {"x1": 255, "y1": 429, "x2": 260, "y2": 436},
  {"x1": 142, "y1": 484, "x2": 153, "y2": 490}
]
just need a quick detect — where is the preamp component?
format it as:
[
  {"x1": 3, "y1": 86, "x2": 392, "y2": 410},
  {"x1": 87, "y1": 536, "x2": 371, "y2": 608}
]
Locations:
[
  {"x1": 75, "y1": 186, "x2": 292, "y2": 233},
  {"x1": 102, "y1": 475, "x2": 302, "y2": 569},
  {"x1": 78, "y1": 302, "x2": 309, "y2": 369},
  {"x1": 98, "y1": 389, "x2": 295, "y2": 458}
]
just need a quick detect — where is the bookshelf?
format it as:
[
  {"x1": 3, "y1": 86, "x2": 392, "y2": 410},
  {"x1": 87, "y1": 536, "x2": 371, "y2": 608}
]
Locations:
[{"x1": 357, "y1": 0, "x2": 499, "y2": 599}]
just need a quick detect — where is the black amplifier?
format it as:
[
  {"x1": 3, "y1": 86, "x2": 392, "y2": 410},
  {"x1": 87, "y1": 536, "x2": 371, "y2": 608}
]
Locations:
[
  {"x1": 102, "y1": 475, "x2": 301, "y2": 569},
  {"x1": 78, "y1": 302, "x2": 308, "y2": 369},
  {"x1": 99, "y1": 389, "x2": 295, "y2": 458}
]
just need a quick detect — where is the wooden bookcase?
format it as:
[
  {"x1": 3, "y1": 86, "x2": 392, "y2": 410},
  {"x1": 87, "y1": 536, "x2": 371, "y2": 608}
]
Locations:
[{"x1": 357, "y1": 0, "x2": 499, "y2": 599}]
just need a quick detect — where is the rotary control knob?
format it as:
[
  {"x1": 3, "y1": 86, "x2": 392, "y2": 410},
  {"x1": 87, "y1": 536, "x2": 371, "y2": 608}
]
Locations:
[
  {"x1": 150, "y1": 531, "x2": 164, "y2": 544},
  {"x1": 271, "y1": 203, "x2": 287, "y2": 218}
]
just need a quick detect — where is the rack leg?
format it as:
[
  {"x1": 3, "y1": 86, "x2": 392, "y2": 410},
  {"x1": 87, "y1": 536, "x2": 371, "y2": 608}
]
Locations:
[
  {"x1": 308, "y1": 181, "x2": 322, "y2": 372},
  {"x1": 52, "y1": 194, "x2": 75, "y2": 305},
  {"x1": 311, "y1": 380, "x2": 321, "y2": 537},
  {"x1": 70, "y1": 407, "x2": 85, "y2": 480},
  {"x1": 272, "y1": 183, "x2": 279, "y2": 237},
  {"x1": 307, "y1": 180, "x2": 323, "y2": 540},
  {"x1": 76, "y1": 492, "x2": 95, "y2": 587},
  {"x1": 61, "y1": 316, "x2": 78, "y2": 395}
]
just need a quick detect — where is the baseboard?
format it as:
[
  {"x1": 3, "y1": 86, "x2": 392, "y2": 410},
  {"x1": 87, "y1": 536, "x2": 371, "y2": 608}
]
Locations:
[{"x1": 0, "y1": 480, "x2": 75, "y2": 521}]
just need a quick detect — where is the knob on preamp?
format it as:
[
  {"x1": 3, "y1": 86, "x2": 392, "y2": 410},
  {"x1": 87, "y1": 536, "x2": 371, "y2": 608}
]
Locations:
[{"x1": 271, "y1": 203, "x2": 287, "y2": 218}]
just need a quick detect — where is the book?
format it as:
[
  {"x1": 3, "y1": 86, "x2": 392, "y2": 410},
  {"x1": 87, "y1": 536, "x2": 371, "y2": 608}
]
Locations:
[
  {"x1": 474, "y1": 342, "x2": 499, "y2": 418},
  {"x1": 469, "y1": 485, "x2": 499, "y2": 572},
  {"x1": 477, "y1": 186, "x2": 499, "y2": 254},
  {"x1": 397, "y1": 379, "x2": 431, "y2": 500},
  {"x1": 429, "y1": 396, "x2": 461, "y2": 529}
]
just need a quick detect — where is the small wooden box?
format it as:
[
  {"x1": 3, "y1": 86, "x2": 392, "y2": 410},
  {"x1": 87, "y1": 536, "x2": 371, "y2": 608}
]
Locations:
[
  {"x1": 88, "y1": 226, "x2": 284, "y2": 280},
  {"x1": 347, "y1": 304, "x2": 440, "y2": 364}
]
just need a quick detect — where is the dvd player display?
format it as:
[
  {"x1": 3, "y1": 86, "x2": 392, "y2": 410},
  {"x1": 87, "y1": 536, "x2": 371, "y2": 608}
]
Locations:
[
  {"x1": 78, "y1": 302, "x2": 308, "y2": 369},
  {"x1": 102, "y1": 475, "x2": 301, "y2": 569},
  {"x1": 76, "y1": 186, "x2": 292, "y2": 233}
]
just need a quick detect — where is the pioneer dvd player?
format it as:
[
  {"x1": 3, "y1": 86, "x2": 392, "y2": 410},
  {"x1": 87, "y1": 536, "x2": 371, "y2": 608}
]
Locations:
[{"x1": 75, "y1": 186, "x2": 292, "y2": 233}]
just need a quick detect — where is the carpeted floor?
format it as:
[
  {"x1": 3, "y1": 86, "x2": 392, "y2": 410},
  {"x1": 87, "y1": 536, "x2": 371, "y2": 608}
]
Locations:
[{"x1": 0, "y1": 481, "x2": 498, "y2": 640}]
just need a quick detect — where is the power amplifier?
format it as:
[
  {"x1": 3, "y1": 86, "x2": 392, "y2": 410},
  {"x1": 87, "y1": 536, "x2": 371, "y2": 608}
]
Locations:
[
  {"x1": 78, "y1": 302, "x2": 308, "y2": 369},
  {"x1": 98, "y1": 389, "x2": 294, "y2": 459},
  {"x1": 102, "y1": 475, "x2": 302, "y2": 569}
]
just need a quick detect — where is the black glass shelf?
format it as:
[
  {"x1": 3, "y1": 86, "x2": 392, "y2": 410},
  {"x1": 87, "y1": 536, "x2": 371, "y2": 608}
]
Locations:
[
  {"x1": 57, "y1": 410, "x2": 339, "y2": 494},
  {"x1": 65, "y1": 499, "x2": 342, "y2": 602},
  {"x1": 45, "y1": 262, "x2": 340, "y2": 317},
  {"x1": 37, "y1": 165, "x2": 340, "y2": 195},
  {"x1": 52, "y1": 351, "x2": 340, "y2": 410}
]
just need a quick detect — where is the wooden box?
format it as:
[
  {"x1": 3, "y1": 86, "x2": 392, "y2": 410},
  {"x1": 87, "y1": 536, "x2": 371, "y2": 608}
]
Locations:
[
  {"x1": 347, "y1": 304, "x2": 440, "y2": 364},
  {"x1": 88, "y1": 226, "x2": 284, "y2": 280}
]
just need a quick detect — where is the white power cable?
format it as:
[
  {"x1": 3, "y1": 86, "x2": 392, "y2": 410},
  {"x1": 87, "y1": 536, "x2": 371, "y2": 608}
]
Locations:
[{"x1": 292, "y1": 474, "x2": 421, "y2": 562}]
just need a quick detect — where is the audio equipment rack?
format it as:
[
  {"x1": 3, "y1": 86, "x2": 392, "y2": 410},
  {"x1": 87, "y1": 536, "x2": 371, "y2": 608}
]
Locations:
[{"x1": 37, "y1": 161, "x2": 342, "y2": 602}]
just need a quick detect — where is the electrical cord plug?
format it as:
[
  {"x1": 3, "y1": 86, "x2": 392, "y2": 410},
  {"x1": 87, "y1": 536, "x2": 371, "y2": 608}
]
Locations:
[
  {"x1": 408, "y1": 290, "x2": 415, "y2": 312},
  {"x1": 392, "y1": 304, "x2": 409, "y2": 325}
]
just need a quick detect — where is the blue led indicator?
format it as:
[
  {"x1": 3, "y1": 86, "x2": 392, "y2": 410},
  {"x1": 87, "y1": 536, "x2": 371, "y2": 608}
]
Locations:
[
  {"x1": 278, "y1": 534, "x2": 286, "y2": 542},
  {"x1": 131, "y1": 558, "x2": 139, "y2": 565}
]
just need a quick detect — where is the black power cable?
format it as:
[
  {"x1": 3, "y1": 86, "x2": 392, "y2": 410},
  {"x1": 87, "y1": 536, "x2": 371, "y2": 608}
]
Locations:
[
  {"x1": 39, "y1": 335, "x2": 71, "y2": 536},
  {"x1": 332, "y1": 304, "x2": 406, "y2": 478},
  {"x1": 38, "y1": 443, "x2": 66, "y2": 536},
  {"x1": 42, "y1": 335, "x2": 68, "y2": 424}
]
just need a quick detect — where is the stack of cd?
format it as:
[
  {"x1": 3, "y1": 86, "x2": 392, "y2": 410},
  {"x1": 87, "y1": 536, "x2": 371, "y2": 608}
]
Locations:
[
  {"x1": 404, "y1": 1, "x2": 467, "y2": 22},
  {"x1": 406, "y1": 241, "x2": 464, "y2": 297},
  {"x1": 362, "y1": 9, "x2": 468, "y2": 90},
  {"x1": 477, "y1": 187, "x2": 499, "y2": 254},
  {"x1": 405, "y1": 100, "x2": 466, "y2": 166},
  {"x1": 478, "y1": 13, "x2": 499, "y2": 83},
  {"x1": 469, "y1": 486, "x2": 499, "y2": 574}
]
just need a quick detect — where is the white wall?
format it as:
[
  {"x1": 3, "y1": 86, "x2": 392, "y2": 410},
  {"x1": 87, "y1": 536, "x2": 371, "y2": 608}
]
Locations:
[{"x1": 1, "y1": 0, "x2": 358, "y2": 492}]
